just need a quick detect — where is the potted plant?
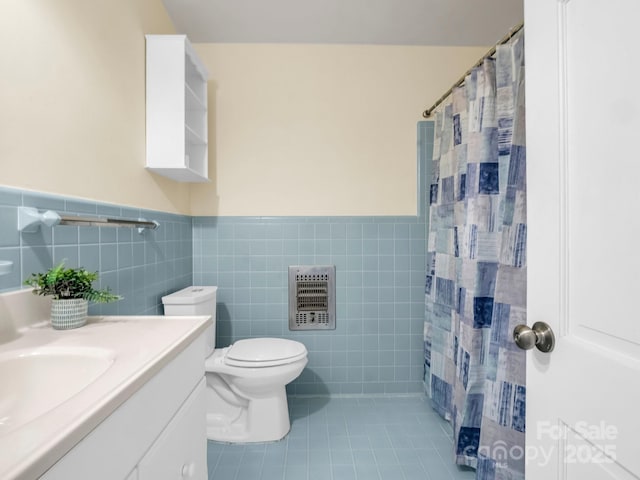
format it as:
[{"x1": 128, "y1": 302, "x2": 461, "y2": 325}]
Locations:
[{"x1": 24, "y1": 261, "x2": 122, "y2": 330}]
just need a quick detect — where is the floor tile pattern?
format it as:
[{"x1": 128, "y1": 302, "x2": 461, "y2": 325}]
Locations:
[{"x1": 207, "y1": 396, "x2": 475, "y2": 480}]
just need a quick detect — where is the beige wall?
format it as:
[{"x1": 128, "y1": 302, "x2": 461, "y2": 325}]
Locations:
[
  {"x1": 0, "y1": 0, "x2": 192, "y2": 214},
  {"x1": 0, "y1": 1, "x2": 485, "y2": 217},
  {"x1": 190, "y1": 43, "x2": 486, "y2": 216}
]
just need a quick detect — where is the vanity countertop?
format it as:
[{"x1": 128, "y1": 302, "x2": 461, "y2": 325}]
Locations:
[{"x1": 0, "y1": 314, "x2": 211, "y2": 480}]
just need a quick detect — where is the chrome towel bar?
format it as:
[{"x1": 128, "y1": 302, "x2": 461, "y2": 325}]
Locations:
[{"x1": 18, "y1": 207, "x2": 160, "y2": 233}]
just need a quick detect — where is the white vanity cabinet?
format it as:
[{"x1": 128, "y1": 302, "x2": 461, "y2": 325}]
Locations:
[
  {"x1": 40, "y1": 332, "x2": 208, "y2": 480},
  {"x1": 145, "y1": 34, "x2": 209, "y2": 182},
  {"x1": 137, "y1": 378, "x2": 206, "y2": 479}
]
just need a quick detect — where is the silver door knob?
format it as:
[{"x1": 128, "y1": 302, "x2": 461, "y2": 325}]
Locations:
[{"x1": 513, "y1": 321, "x2": 555, "y2": 353}]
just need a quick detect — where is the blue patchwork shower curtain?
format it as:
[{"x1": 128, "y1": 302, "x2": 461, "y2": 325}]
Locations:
[{"x1": 424, "y1": 32, "x2": 526, "y2": 479}]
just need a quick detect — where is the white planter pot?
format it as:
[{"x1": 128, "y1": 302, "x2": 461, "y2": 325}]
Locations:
[{"x1": 51, "y1": 298, "x2": 88, "y2": 330}]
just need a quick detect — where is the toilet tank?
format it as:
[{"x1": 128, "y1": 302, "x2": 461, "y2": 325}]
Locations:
[{"x1": 162, "y1": 286, "x2": 217, "y2": 356}]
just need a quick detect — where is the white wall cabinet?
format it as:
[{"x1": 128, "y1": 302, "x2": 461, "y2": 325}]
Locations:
[
  {"x1": 145, "y1": 35, "x2": 210, "y2": 182},
  {"x1": 41, "y1": 333, "x2": 208, "y2": 480}
]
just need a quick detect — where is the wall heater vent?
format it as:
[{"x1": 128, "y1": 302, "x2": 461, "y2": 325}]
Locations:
[{"x1": 288, "y1": 265, "x2": 336, "y2": 331}]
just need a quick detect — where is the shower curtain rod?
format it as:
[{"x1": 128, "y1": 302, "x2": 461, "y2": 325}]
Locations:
[{"x1": 422, "y1": 21, "x2": 524, "y2": 118}]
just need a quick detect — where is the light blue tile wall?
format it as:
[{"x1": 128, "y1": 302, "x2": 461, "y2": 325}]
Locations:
[
  {"x1": 193, "y1": 122, "x2": 435, "y2": 395},
  {"x1": 0, "y1": 121, "x2": 434, "y2": 396},
  {"x1": 0, "y1": 186, "x2": 193, "y2": 315},
  {"x1": 193, "y1": 216, "x2": 427, "y2": 395}
]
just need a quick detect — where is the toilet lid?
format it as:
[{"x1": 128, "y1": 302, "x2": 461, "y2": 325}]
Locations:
[{"x1": 225, "y1": 338, "x2": 307, "y2": 367}]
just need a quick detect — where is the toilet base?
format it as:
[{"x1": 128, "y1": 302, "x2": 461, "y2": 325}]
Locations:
[{"x1": 206, "y1": 384, "x2": 291, "y2": 443}]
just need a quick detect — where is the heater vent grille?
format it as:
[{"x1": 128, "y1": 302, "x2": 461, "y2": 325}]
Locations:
[{"x1": 289, "y1": 266, "x2": 336, "y2": 330}]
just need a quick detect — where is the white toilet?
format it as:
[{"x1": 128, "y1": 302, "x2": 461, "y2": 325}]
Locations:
[{"x1": 162, "y1": 286, "x2": 308, "y2": 443}]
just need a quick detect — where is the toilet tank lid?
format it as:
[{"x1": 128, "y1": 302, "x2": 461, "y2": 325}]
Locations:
[
  {"x1": 227, "y1": 338, "x2": 307, "y2": 363},
  {"x1": 161, "y1": 286, "x2": 217, "y2": 305}
]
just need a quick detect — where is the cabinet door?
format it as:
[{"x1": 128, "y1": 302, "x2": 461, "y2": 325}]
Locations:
[{"x1": 138, "y1": 378, "x2": 207, "y2": 480}]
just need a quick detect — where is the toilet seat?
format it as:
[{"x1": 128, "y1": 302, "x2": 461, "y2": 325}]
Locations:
[{"x1": 224, "y1": 338, "x2": 307, "y2": 368}]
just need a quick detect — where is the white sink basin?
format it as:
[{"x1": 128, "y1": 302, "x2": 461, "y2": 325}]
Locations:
[
  {"x1": 0, "y1": 347, "x2": 115, "y2": 436},
  {"x1": 0, "y1": 291, "x2": 211, "y2": 480}
]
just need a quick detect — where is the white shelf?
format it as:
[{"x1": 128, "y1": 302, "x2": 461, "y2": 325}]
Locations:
[
  {"x1": 145, "y1": 35, "x2": 210, "y2": 183},
  {"x1": 148, "y1": 164, "x2": 209, "y2": 183},
  {"x1": 186, "y1": 83, "x2": 206, "y2": 111},
  {"x1": 186, "y1": 125, "x2": 206, "y2": 145}
]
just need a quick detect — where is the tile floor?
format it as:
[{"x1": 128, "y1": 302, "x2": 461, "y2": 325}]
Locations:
[{"x1": 207, "y1": 395, "x2": 476, "y2": 480}]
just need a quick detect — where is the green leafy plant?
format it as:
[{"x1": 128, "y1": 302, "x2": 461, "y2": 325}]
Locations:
[{"x1": 24, "y1": 261, "x2": 122, "y2": 303}]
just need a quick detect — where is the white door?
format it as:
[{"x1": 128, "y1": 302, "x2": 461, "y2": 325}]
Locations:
[{"x1": 525, "y1": 0, "x2": 640, "y2": 478}]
